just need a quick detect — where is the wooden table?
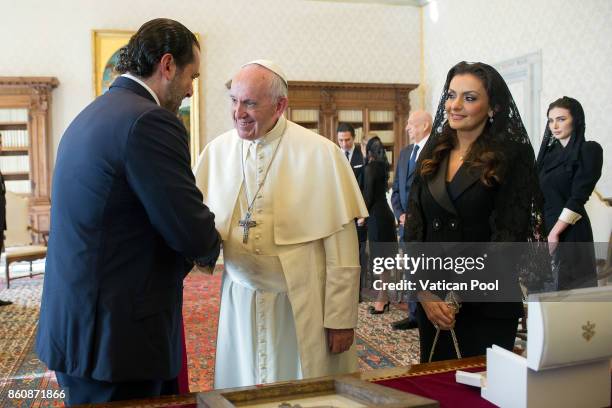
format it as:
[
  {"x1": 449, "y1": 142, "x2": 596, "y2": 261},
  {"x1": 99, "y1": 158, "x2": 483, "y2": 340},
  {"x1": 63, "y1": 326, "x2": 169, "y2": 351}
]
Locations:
[{"x1": 77, "y1": 357, "x2": 487, "y2": 407}]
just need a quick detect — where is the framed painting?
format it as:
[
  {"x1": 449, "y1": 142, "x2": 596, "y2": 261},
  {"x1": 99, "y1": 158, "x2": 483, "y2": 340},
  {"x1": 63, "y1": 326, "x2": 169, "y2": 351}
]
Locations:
[{"x1": 91, "y1": 29, "x2": 201, "y2": 165}]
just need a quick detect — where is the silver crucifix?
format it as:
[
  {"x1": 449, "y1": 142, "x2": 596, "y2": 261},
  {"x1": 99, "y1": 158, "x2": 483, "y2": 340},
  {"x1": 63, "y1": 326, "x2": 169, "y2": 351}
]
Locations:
[{"x1": 238, "y1": 211, "x2": 257, "y2": 243}]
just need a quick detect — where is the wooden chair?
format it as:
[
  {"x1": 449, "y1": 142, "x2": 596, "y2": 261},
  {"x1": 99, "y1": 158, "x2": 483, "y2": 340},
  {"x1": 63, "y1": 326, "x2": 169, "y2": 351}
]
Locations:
[{"x1": 3, "y1": 191, "x2": 47, "y2": 288}]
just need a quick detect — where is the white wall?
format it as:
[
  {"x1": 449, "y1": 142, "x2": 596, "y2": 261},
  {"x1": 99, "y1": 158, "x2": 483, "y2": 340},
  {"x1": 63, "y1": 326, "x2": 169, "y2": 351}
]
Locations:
[
  {"x1": 0, "y1": 0, "x2": 421, "y2": 169},
  {"x1": 422, "y1": 0, "x2": 612, "y2": 196}
]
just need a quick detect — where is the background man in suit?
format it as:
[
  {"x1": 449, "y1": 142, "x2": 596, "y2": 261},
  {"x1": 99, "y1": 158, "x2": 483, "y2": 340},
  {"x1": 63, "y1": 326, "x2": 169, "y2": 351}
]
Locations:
[
  {"x1": 390, "y1": 110, "x2": 431, "y2": 330},
  {"x1": 0, "y1": 133, "x2": 12, "y2": 307},
  {"x1": 337, "y1": 123, "x2": 368, "y2": 298},
  {"x1": 36, "y1": 19, "x2": 220, "y2": 405},
  {"x1": 337, "y1": 123, "x2": 365, "y2": 185}
]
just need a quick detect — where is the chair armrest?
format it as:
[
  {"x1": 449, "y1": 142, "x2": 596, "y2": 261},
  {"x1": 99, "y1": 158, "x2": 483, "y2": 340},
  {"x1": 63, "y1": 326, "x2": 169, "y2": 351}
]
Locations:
[{"x1": 27, "y1": 226, "x2": 49, "y2": 246}]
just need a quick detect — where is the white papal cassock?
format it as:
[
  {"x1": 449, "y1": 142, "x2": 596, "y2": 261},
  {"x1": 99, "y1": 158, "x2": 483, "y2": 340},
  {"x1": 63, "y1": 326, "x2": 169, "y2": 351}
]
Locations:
[{"x1": 194, "y1": 115, "x2": 368, "y2": 389}]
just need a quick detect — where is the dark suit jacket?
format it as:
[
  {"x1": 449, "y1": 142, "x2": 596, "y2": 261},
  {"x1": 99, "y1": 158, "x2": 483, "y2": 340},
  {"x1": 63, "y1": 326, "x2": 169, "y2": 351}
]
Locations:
[
  {"x1": 36, "y1": 76, "x2": 220, "y2": 382},
  {"x1": 349, "y1": 146, "x2": 365, "y2": 189},
  {"x1": 404, "y1": 142, "x2": 544, "y2": 361},
  {"x1": 538, "y1": 140, "x2": 603, "y2": 289},
  {"x1": 405, "y1": 151, "x2": 526, "y2": 319},
  {"x1": 539, "y1": 141, "x2": 603, "y2": 240},
  {"x1": 391, "y1": 144, "x2": 415, "y2": 220}
]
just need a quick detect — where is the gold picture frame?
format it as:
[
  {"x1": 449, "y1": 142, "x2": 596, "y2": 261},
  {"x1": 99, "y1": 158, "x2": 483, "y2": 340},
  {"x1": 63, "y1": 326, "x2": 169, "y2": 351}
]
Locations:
[
  {"x1": 91, "y1": 29, "x2": 200, "y2": 165},
  {"x1": 197, "y1": 375, "x2": 438, "y2": 407}
]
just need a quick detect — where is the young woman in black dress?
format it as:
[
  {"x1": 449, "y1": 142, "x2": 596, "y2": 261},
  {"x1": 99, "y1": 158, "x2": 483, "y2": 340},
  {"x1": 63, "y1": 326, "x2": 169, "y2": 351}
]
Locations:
[
  {"x1": 364, "y1": 136, "x2": 397, "y2": 314},
  {"x1": 537, "y1": 97, "x2": 603, "y2": 290},
  {"x1": 404, "y1": 61, "x2": 543, "y2": 362}
]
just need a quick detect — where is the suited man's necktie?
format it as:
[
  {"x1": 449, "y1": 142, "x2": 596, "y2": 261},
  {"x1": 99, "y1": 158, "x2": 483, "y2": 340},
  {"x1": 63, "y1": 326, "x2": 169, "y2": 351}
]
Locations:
[
  {"x1": 408, "y1": 144, "x2": 420, "y2": 174},
  {"x1": 345, "y1": 150, "x2": 350, "y2": 161}
]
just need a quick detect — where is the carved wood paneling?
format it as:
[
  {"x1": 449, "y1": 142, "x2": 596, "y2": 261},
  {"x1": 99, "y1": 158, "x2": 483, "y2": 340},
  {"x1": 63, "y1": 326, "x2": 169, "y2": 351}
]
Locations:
[
  {"x1": 287, "y1": 81, "x2": 417, "y2": 166},
  {"x1": 0, "y1": 77, "x2": 58, "y2": 236}
]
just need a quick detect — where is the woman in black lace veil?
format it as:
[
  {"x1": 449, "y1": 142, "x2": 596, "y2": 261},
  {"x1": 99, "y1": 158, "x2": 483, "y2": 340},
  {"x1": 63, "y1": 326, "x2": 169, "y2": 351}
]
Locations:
[
  {"x1": 404, "y1": 61, "x2": 544, "y2": 362},
  {"x1": 364, "y1": 136, "x2": 397, "y2": 314},
  {"x1": 537, "y1": 97, "x2": 603, "y2": 290}
]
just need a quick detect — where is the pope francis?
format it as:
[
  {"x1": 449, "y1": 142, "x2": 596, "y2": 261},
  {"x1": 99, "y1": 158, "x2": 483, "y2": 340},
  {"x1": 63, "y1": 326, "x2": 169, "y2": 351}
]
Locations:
[{"x1": 194, "y1": 60, "x2": 368, "y2": 389}]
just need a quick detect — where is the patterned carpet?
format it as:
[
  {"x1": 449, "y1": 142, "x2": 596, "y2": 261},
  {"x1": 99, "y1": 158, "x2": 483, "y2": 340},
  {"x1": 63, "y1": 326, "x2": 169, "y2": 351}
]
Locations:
[
  {"x1": 0, "y1": 276, "x2": 58, "y2": 408},
  {"x1": 0, "y1": 269, "x2": 420, "y2": 405},
  {"x1": 356, "y1": 302, "x2": 420, "y2": 371},
  {"x1": 182, "y1": 269, "x2": 223, "y2": 391}
]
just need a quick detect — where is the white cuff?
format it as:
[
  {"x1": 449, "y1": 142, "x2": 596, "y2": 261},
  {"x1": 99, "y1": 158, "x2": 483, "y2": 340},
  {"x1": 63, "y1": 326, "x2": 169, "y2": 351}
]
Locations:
[{"x1": 559, "y1": 208, "x2": 582, "y2": 225}]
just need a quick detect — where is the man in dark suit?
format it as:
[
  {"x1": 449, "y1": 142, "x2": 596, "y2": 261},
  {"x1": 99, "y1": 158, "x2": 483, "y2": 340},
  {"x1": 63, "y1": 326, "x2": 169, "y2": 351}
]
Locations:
[
  {"x1": 0, "y1": 133, "x2": 12, "y2": 306},
  {"x1": 336, "y1": 123, "x2": 368, "y2": 298},
  {"x1": 337, "y1": 123, "x2": 365, "y2": 186},
  {"x1": 390, "y1": 110, "x2": 431, "y2": 330},
  {"x1": 35, "y1": 19, "x2": 220, "y2": 405}
]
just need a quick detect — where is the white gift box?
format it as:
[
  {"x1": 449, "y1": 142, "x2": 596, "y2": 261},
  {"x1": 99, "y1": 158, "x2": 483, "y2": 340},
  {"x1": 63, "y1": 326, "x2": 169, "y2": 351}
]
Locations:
[{"x1": 456, "y1": 286, "x2": 612, "y2": 408}]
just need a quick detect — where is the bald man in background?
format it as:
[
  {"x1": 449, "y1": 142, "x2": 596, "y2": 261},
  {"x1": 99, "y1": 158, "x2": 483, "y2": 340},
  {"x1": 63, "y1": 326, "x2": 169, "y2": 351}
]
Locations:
[{"x1": 390, "y1": 110, "x2": 432, "y2": 330}]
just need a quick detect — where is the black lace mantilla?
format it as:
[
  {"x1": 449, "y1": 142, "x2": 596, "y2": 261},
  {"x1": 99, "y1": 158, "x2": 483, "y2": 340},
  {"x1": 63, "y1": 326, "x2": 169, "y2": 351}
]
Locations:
[{"x1": 405, "y1": 61, "x2": 550, "y2": 291}]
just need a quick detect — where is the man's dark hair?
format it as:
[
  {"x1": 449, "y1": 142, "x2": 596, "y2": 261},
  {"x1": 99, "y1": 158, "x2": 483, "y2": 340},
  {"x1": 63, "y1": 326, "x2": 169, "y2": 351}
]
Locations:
[
  {"x1": 336, "y1": 122, "x2": 355, "y2": 138},
  {"x1": 116, "y1": 18, "x2": 199, "y2": 78}
]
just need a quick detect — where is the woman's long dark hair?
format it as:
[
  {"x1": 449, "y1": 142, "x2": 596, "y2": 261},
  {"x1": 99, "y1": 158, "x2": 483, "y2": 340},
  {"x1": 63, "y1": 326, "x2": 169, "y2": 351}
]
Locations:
[
  {"x1": 406, "y1": 61, "x2": 547, "y2": 289},
  {"x1": 365, "y1": 136, "x2": 390, "y2": 184},
  {"x1": 420, "y1": 62, "x2": 523, "y2": 187},
  {"x1": 536, "y1": 96, "x2": 586, "y2": 171}
]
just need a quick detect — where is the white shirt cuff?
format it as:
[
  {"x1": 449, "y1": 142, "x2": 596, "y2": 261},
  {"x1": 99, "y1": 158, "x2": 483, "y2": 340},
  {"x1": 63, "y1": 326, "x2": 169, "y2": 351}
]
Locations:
[{"x1": 559, "y1": 208, "x2": 582, "y2": 225}]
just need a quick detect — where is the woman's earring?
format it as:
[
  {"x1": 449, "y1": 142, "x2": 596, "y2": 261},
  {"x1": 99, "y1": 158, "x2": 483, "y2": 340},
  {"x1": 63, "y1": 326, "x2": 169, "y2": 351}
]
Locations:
[
  {"x1": 488, "y1": 115, "x2": 494, "y2": 124},
  {"x1": 438, "y1": 111, "x2": 448, "y2": 133}
]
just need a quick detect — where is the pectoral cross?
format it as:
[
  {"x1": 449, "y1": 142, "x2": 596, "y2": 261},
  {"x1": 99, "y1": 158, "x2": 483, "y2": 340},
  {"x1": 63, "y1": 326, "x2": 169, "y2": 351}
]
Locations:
[{"x1": 238, "y1": 211, "x2": 257, "y2": 243}]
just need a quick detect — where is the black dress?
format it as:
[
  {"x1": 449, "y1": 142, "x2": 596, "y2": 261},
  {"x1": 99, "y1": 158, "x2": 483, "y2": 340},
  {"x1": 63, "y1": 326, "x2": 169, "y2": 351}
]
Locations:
[
  {"x1": 363, "y1": 161, "x2": 396, "y2": 243},
  {"x1": 350, "y1": 147, "x2": 368, "y2": 243},
  {"x1": 538, "y1": 140, "x2": 603, "y2": 289},
  {"x1": 405, "y1": 144, "x2": 530, "y2": 362}
]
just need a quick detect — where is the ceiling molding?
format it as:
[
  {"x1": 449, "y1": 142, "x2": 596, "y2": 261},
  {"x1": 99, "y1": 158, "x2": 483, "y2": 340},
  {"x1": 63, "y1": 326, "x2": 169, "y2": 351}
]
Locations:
[{"x1": 304, "y1": 0, "x2": 430, "y2": 7}]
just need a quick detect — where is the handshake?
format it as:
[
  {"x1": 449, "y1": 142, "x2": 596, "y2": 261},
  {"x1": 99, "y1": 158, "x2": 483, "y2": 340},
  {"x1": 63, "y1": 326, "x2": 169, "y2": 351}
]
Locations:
[{"x1": 192, "y1": 236, "x2": 222, "y2": 274}]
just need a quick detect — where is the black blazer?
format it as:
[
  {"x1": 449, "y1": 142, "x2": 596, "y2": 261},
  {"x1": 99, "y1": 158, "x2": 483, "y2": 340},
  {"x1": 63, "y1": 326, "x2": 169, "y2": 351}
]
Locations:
[
  {"x1": 418, "y1": 156, "x2": 496, "y2": 242},
  {"x1": 349, "y1": 146, "x2": 365, "y2": 190},
  {"x1": 538, "y1": 140, "x2": 602, "y2": 289},
  {"x1": 538, "y1": 141, "x2": 603, "y2": 241},
  {"x1": 405, "y1": 146, "x2": 533, "y2": 318},
  {"x1": 36, "y1": 77, "x2": 220, "y2": 382},
  {"x1": 406, "y1": 141, "x2": 539, "y2": 244},
  {"x1": 391, "y1": 144, "x2": 415, "y2": 220}
]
